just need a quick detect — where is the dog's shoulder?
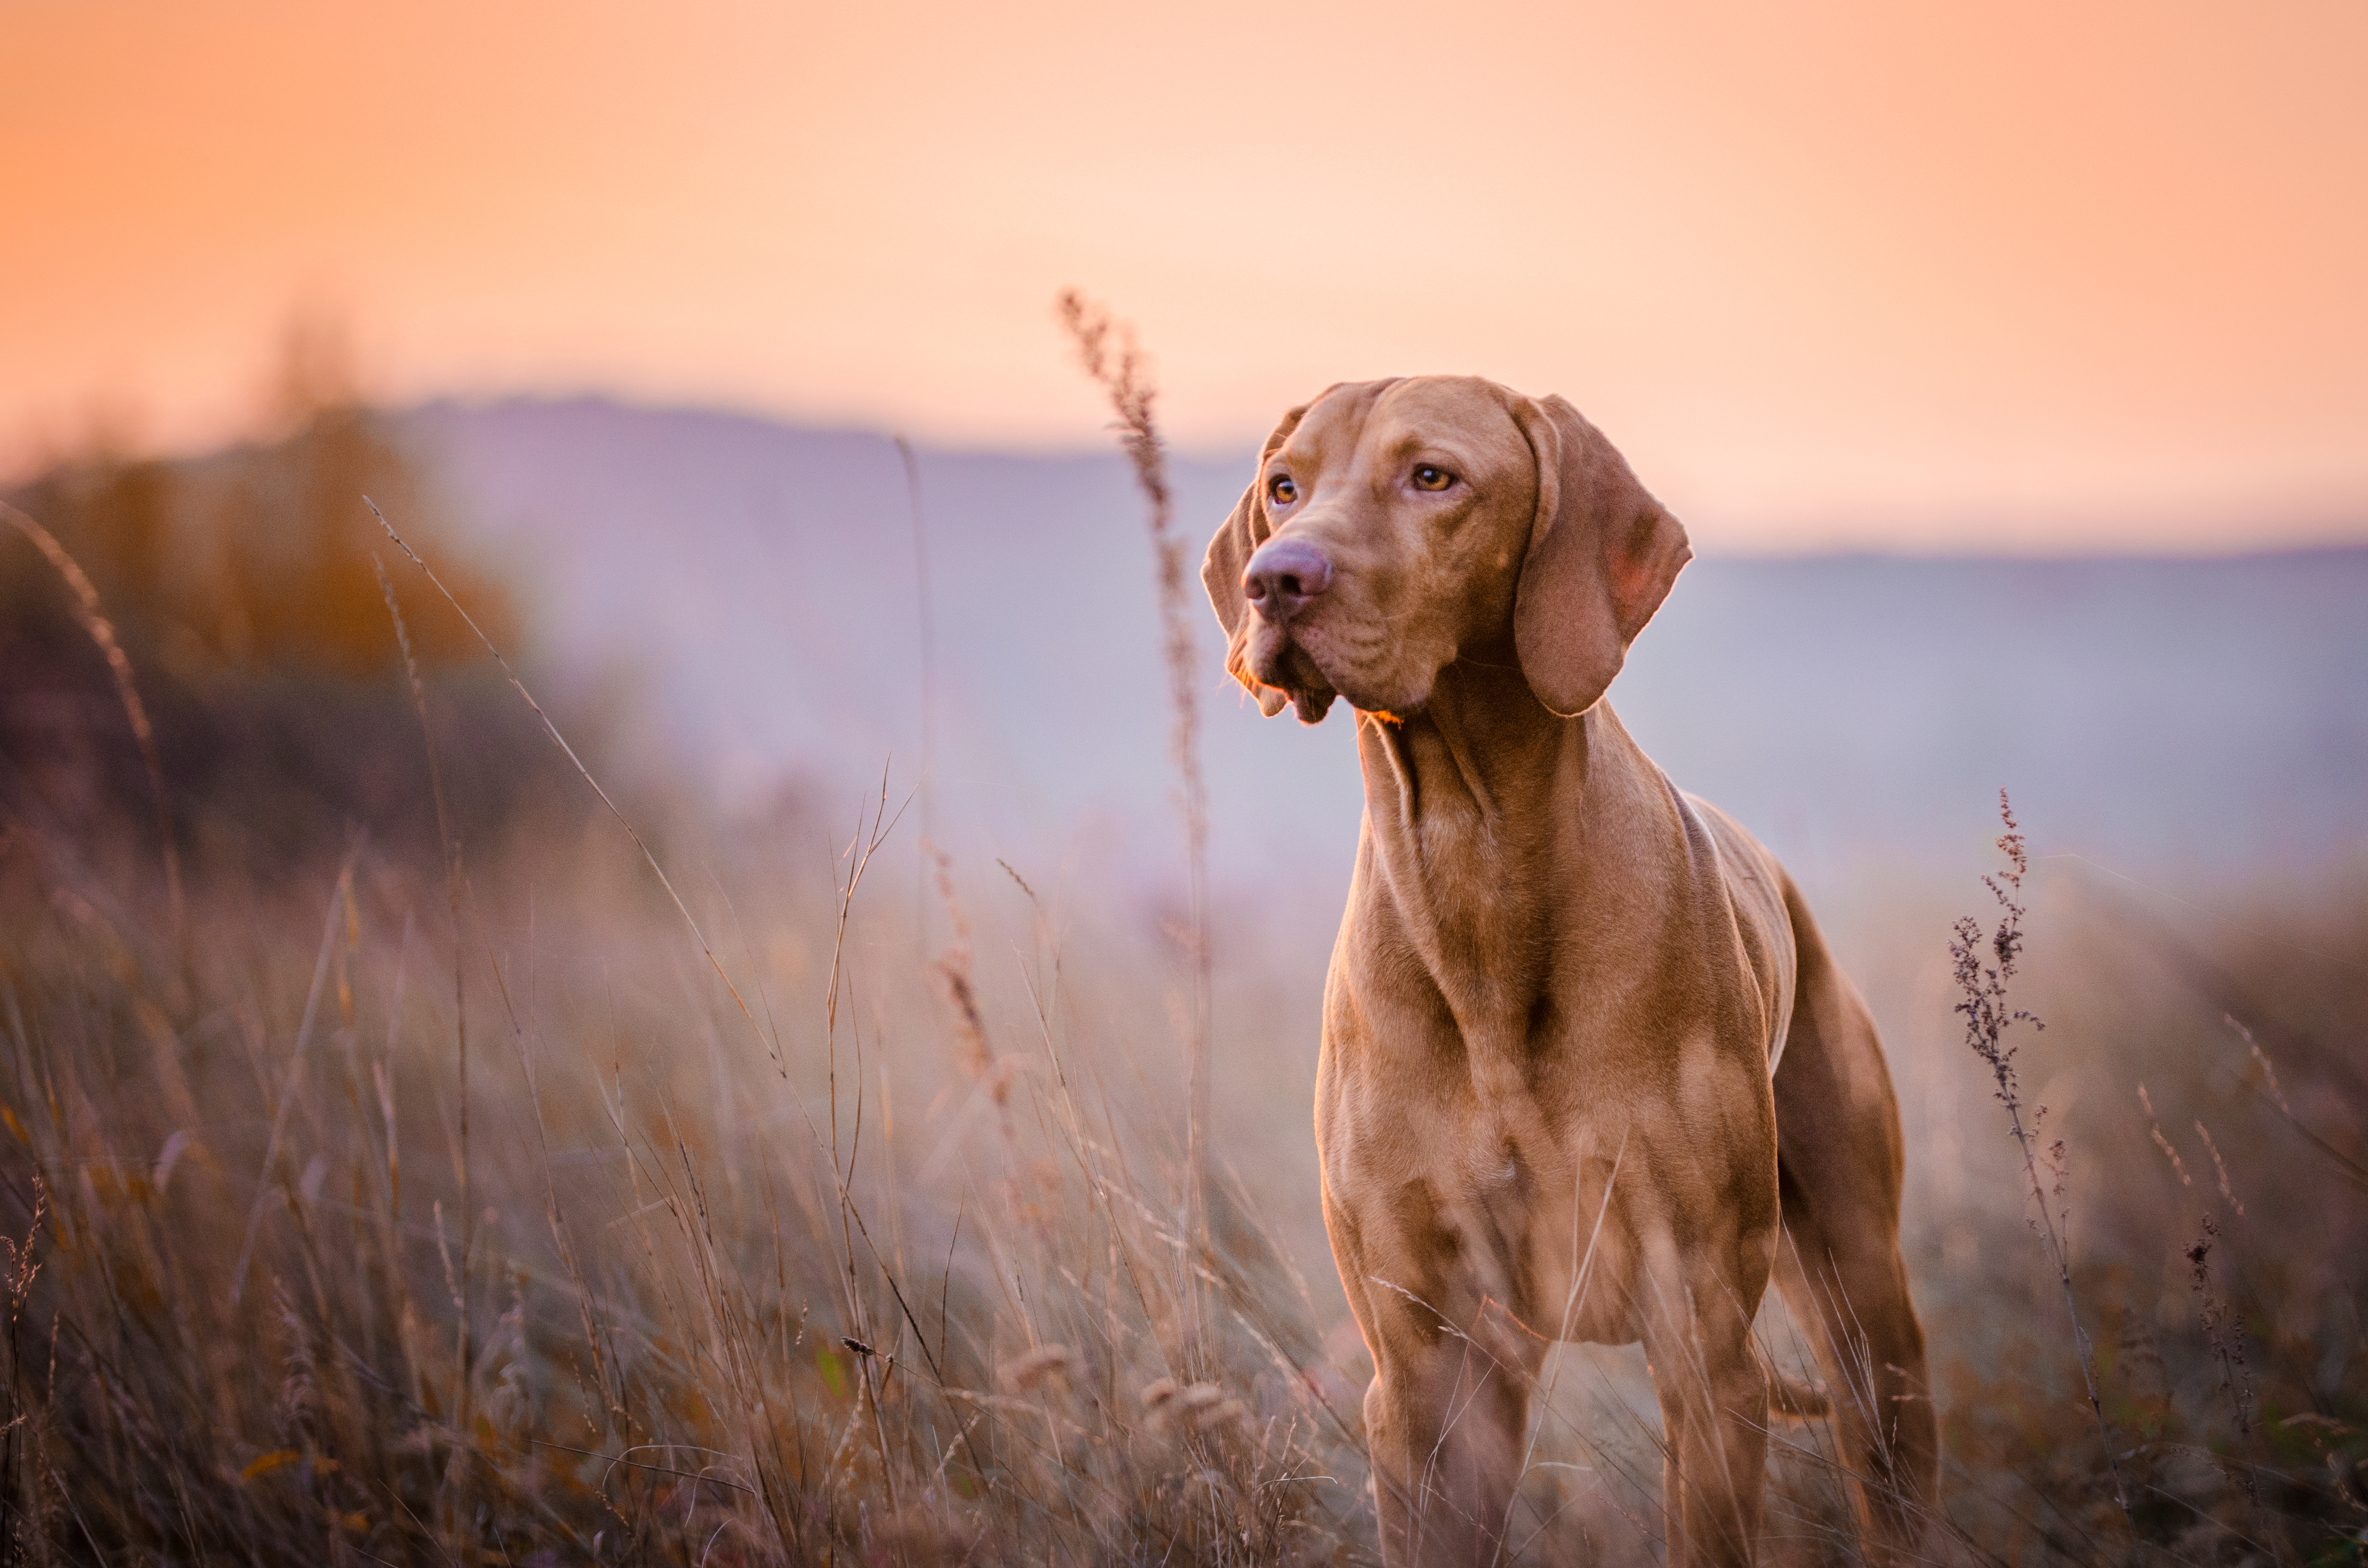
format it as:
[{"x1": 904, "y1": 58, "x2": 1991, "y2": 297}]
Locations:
[{"x1": 1677, "y1": 792, "x2": 1800, "y2": 1071}]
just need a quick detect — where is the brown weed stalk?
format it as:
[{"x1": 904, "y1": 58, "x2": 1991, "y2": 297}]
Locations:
[
  {"x1": 2185, "y1": 1216, "x2": 2255, "y2": 1438},
  {"x1": 1054, "y1": 291, "x2": 1215, "y2": 1232},
  {"x1": 1950, "y1": 790, "x2": 2130, "y2": 1523}
]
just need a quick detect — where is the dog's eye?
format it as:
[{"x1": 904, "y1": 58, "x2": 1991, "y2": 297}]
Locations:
[
  {"x1": 1412, "y1": 465, "x2": 1455, "y2": 492},
  {"x1": 1268, "y1": 475, "x2": 1298, "y2": 506}
]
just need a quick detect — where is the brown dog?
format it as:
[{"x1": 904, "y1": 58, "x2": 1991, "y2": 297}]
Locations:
[{"x1": 1201, "y1": 378, "x2": 1935, "y2": 1567}]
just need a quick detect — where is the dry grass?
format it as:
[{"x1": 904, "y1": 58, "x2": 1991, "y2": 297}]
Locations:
[{"x1": 0, "y1": 784, "x2": 1370, "y2": 1565}]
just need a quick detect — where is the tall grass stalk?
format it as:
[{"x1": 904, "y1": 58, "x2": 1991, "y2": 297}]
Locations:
[
  {"x1": 373, "y1": 552, "x2": 478, "y2": 1547},
  {"x1": 1054, "y1": 291, "x2": 1214, "y2": 1250},
  {"x1": 895, "y1": 434, "x2": 938, "y2": 960}
]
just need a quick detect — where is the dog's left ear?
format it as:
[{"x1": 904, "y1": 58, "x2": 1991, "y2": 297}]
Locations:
[
  {"x1": 1507, "y1": 394, "x2": 1691, "y2": 719},
  {"x1": 1201, "y1": 403, "x2": 1309, "y2": 718}
]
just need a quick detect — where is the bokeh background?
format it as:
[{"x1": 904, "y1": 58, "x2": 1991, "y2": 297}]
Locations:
[{"x1": 3, "y1": 1, "x2": 2365, "y2": 1560}]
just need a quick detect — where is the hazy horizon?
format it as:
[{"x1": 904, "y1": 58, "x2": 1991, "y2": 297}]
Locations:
[
  {"x1": 378, "y1": 396, "x2": 2368, "y2": 896},
  {"x1": 420, "y1": 392, "x2": 2368, "y2": 560},
  {"x1": 32, "y1": 385, "x2": 2361, "y2": 560}
]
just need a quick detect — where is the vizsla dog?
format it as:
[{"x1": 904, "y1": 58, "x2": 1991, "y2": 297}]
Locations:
[{"x1": 1202, "y1": 377, "x2": 1935, "y2": 1567}]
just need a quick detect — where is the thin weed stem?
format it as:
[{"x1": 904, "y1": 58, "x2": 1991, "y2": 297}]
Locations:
[
  {"x1": 373, "y1": 553, "x2": 475, "y2": 1510},
  {"x1": 895, "y1": 434, "x2": 937, "y2": 962},
  {"x1": 1950, "y1": 789, "x2": 2131, "y2": 1526},
  {"x1": 1054, "y1": 291, "x2": 1213, "y2": 1275}
]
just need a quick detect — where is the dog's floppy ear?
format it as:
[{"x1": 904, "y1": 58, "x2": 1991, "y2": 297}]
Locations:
[
  {"x1": 1507, "y1": 394, "x2": 1691, "y2": 718},
  {"x1": 1201, "y1": 403, "x2": 1309, "y2": 718}
]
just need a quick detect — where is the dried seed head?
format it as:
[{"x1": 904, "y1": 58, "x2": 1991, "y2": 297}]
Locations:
[
  {"x1": 1002, "y1": 1344, "x2": 1073, "y2": 1393},
  {"x1": 1143, "y1": 1379, "x2": 1246, "y2": 1433}
]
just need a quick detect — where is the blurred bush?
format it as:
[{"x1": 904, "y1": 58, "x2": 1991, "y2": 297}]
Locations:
[
  {"x1": 2, "y1": 327, "x2": 596, "y2": 872},
  {"x1": 7, "y1": 319, "x2": 514, "y2": 676}
]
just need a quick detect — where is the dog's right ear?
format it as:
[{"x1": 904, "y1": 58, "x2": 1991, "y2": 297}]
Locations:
[
  {"x1": 1507, "y1": 394, "x2": 1690, "y2": 719},
  {"x1": 1201, "y1": 403, "x2": 1309, "y2": 718}
]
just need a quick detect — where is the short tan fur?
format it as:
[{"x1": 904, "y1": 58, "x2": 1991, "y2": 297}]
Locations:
[{"x1": 1203, "y1": 376, "x2": 1935, "y2": 1568}]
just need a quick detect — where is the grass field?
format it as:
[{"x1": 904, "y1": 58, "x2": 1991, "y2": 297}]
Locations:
[{"x1": 2, "y1": 408, "x2": 2364, "y2": 1565}]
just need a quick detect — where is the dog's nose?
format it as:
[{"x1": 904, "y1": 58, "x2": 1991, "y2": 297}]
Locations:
[{"x1": 1243, "y1": 538, "x2": 1334, "y2": 619}]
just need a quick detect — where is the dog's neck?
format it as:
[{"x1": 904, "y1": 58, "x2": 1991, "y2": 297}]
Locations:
[
  {"x1": 1355, "y1": 657, "x2": 1600, "y2": 844},
  {"x1": 1350, "y1": 657, "x2": 1672, "y2": 975}
]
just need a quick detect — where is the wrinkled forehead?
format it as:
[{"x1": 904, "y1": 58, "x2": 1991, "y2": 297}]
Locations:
[{"x1": 1280, "y1": 376, "x2": 1528, "y2": 475}]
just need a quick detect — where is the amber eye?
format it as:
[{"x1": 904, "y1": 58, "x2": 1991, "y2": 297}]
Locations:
[
  {"x1": 1412, "y1": 464, "x2": 1454, "y2": 492},
  {"x1": 1268, "y1": 474, "x2": 1299, "y2": 505}
]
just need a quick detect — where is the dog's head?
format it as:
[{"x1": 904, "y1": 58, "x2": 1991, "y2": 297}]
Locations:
[{"x1": 1201, "y1": 375, "x2": 1690, "y2": 723}]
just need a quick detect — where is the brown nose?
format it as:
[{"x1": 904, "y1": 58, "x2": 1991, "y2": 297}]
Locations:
[{"x1": 1243, "y1": 538, "x2": 1334, "y2": 620}]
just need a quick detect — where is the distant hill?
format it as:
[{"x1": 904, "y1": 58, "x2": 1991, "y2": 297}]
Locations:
[{"x1": 401, "y1": 398, "x2": 2368, "y2": 901}]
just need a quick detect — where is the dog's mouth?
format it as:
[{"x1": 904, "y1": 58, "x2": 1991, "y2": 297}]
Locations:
[{"x1": 1247, "y1": 621, "x2": 1343, "y2": 724}]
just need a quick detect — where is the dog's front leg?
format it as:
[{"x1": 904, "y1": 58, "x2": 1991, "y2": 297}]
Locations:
[
  {"x1": 1361, "y1": 1306, "x2": 1534, "y2": 1568},
  {"x1": 1643, "y1": 1261, "x2": 1772, "y2": 1568}
]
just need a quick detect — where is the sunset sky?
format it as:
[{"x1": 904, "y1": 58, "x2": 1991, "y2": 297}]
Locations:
[{"x1": 5, "y1": 0, "x2": 2365, "y2": 549}]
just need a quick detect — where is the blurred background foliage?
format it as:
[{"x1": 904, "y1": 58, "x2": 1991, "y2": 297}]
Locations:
[
  {"x1": 7, "y1": 318, "x2": 513, "y2": 676},
  {"x1": 0, "y1": 323, "x2": 598, "y2": 873}
]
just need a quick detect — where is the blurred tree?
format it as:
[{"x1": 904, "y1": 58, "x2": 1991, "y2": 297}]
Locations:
[
  {"x1": 6, "y1": 314, "x2": 515, "y2": 679},
  {"x1": 2, "y1": 316, "x2": 553, "y2": 867},
  {"x1": 4, "y1": 446, "x2": 175, "y2": 652}
]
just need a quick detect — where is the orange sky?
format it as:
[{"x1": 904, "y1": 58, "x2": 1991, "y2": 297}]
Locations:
[{"x1": 4, "y1": 0, "x2": 2365, "y2": 549}]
